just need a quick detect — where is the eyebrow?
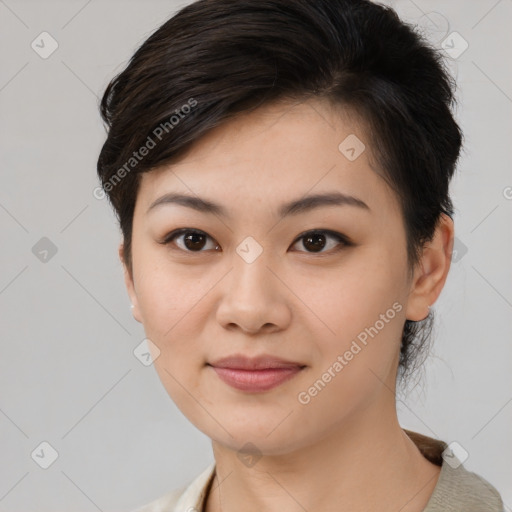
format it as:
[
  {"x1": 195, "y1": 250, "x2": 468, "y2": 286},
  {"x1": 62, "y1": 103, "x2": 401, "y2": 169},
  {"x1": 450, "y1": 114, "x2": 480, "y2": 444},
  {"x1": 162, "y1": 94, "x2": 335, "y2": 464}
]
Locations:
[{"x1": 146, "y1": 191, "x2": 370, "y2": 218}]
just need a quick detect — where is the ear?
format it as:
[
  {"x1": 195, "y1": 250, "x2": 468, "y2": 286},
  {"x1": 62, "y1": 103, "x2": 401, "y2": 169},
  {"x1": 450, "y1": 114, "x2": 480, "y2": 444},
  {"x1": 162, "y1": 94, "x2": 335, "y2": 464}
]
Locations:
[
  {"x1": 119, "y1": 242, "x2": 142, "y2": 323},
  {"x1": 405, "y1": 213, "x2": 454, "y2": 321}
]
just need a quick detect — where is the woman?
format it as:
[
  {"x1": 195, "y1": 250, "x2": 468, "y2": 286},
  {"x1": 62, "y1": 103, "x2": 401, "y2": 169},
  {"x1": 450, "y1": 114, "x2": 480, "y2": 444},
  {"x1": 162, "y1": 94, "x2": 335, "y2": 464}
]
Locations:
[{"x1": 96, "y1": 0, "x2": 504, "y2": 510}]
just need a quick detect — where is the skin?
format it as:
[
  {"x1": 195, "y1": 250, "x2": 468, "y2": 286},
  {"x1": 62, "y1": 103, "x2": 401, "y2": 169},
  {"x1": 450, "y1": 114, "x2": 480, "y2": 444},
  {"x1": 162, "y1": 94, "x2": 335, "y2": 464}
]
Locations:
[{"x1": 121, "y1": 98, "x2": 454, "y2": 512}]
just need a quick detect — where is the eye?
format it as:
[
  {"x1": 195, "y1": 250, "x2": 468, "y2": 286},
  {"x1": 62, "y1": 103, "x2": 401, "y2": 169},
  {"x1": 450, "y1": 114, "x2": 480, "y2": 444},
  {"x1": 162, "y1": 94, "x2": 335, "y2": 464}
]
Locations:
[
  {"x1": 160, "y1": 228, "x2": 220, "y2": 252},
  {"x1": 160, "y1": 228, "x2": 352, "y2": 254},
  {"x1": 290, "y1": 229, "x2": 352, "y2": 254}
]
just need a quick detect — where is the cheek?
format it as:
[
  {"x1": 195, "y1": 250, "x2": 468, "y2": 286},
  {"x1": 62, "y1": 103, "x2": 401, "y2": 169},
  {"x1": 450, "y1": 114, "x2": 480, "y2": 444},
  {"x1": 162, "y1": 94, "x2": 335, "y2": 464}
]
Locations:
[
  {"x1": 134, "y1": 266, "x2": 213, "y2": 416},
  {"x1": 296, "y1": 281, "x2": 405, "y2": 421},
  {"x1": 128, "y1": 236, "x2": 216, "y2": 417},
  {"x1": 303, "y1": 247, "x2": 407, "y2": 387},
  {"x1": 134, "y1": 262, "x2": 212, "y2": 363},
  {"x1": 311, "y1": 251, "x2": 406, "y2": 338}
]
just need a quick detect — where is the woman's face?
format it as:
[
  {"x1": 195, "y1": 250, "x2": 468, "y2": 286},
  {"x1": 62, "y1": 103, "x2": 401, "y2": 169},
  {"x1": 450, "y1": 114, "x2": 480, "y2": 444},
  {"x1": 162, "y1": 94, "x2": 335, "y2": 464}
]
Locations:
[{"x1": 124, "y1": 99, "x2": 425, "y2": 454}]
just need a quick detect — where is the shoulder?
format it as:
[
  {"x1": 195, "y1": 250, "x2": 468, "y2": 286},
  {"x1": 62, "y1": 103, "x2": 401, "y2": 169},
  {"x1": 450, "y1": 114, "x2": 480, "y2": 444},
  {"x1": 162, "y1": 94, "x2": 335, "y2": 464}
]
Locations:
[
  {"x1": 130, "y1": 487, "x2": 185, "y2": 512},
  {"x1": 130, "y1": 462, "x2": 216, "y2": 512},
  {"x1": 426, "y1": 462, "x2": 504, "y2": 512},
  {"x1": 404, "y1": 429, "x2": 504, "y2": 511}
]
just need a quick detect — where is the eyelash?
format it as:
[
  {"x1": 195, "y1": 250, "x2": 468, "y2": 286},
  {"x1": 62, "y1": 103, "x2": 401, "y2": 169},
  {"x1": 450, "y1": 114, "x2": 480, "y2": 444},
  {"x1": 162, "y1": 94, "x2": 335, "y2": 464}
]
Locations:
[{"x1": 159, "y1": 228, "x2": 353, "y2": 255}]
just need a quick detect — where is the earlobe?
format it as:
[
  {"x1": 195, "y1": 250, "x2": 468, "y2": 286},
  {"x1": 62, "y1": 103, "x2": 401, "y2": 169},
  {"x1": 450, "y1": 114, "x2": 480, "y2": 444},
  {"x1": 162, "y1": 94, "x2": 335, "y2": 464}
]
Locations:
[
  {"x1": 405, "y1": 214, "x2": 454, "y2": 321},
  {"x1": 119, "y1": 242, "x2": 143, "y2": 323}
]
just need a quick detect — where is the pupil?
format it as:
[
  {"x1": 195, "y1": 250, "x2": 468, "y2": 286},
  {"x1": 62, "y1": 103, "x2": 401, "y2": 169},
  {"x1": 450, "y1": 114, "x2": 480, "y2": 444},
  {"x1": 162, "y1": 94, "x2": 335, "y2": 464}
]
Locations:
[
  {"x1": 185, "y1": 232, "x2": 205, "y2": 250},
  {"x1": 305, "y1": 233, "x2": 325, "y2": 252}
]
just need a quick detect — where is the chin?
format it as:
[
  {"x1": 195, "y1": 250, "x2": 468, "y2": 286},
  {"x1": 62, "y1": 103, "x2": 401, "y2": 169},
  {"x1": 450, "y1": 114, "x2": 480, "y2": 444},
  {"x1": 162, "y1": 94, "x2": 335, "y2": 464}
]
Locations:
[
  {"x1": 203, "y1": 414, "x2": 308, "y2": 454},
  {"x1": 212, "y1": 432, "x2": 304, "y2": 457}
]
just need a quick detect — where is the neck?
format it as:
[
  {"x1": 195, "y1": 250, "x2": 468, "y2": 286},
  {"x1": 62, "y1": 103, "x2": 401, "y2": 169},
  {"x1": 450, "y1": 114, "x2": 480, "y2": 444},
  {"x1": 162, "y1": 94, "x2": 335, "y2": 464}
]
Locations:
[{"x1": 205, "y1": 391, "x2": 441, "y2": 512}]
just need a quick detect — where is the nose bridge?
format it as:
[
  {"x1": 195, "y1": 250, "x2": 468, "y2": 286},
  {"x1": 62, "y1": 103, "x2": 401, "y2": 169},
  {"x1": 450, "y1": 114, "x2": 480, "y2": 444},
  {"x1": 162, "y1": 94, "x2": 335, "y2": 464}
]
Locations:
[
  {"x1": 230, "y1": 237, "x2": 275, "y2": 300},
  {"x1": 215, "y1": 238, "x2": 289, "y2": 332}
]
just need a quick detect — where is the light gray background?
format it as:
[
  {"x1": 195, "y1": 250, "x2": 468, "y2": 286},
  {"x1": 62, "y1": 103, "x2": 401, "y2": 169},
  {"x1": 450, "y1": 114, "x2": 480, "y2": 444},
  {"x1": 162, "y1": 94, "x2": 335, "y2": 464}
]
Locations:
[{"x1": 1, "y1": 0, "x2": 511, "y2": 510}]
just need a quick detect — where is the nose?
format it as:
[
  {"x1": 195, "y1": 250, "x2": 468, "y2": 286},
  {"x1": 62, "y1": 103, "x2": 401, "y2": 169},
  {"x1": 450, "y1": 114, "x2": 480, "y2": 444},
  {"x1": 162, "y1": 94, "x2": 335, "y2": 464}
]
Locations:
[{"x1": 215, "y1": 252, "x2": 292, "y2": 335}]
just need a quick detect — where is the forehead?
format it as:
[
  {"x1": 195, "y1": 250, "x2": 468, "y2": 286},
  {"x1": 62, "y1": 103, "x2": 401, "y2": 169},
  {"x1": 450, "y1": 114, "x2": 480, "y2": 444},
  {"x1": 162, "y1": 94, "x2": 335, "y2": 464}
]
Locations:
[{"x1": 136, "y1": 98, "x2": 401, "y2": 222}]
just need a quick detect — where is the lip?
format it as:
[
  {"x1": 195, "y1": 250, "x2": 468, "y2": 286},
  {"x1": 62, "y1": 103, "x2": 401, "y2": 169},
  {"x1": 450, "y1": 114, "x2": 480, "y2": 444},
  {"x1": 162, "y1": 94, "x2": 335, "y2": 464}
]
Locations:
[
  {"x1": 207, "y1": 354, "x2": 306, "y2": 392},
  {"x1": 209, "y1": 354, "x2": 305, "y2": 370}
]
